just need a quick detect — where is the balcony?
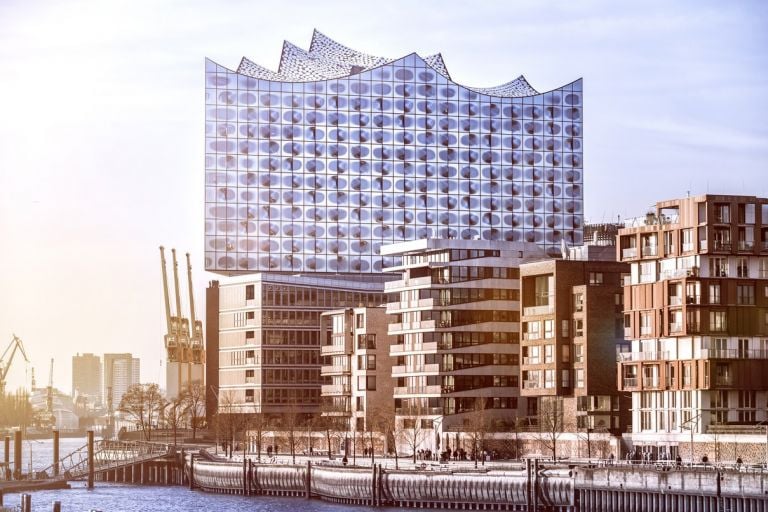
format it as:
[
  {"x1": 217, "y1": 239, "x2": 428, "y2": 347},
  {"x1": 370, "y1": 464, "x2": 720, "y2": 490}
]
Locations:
[
  {"x1": 321, "y1": 344, "x2": 349, "y2": 356},
  {"x1": 701, "y1": 348, "x2": 768, "y2": 359},
  {"x1": 391, "y1": 363, "x2": 440, "y2": 375},
  {"x1": 320, "y1": 364, "x2": 350, "y2": 376},
  {"x1": 321, "y1": 384, "x2": 350, "y2": 396},
  {"x1": 523, "y1": 380, "x2": 543, "y2": 389},
  {"x1": 393, "y1": 385, "x2": 442, "y2": 396},
  {"x1": 661, "y1": 267, "x2": 698, "y2": 280},
  {"x1": 669, "y1": 296, "x2": 683, "y2": 306},
  {"x1": 698, "y1": 240, "x2": 708, "y2": 251},
  {"x1": 622, "y1": 377, "x2": 638, "y2": 388},
  {"x1": 664, "y1": 245, "x2": 676, "y2": 255},
  {"x1": 686, "y1": 295, "x2": 701, "y2": 305},
  {"x1": 669, "y1": 323, "x2": 683, "y2": 333},
  {"x1": 712, "y1": 240, "x2": 732, "y2": 252},
  {"x1": 643, "y1": 377, "x2": 660, "y2": 388},
  {"x1": 642, "y1": 246, "x2": 658, "y2": 257},
  {"x1": 682, "y1": 242, "x2": 694, "y2": 252},
  {"x1": 737, "y1": 241, "x2": 754, "y2": 252},
  {"x1": 640, "y1": 326, "x2": 652, "y2": 336},
  {"x1": 622, "y1": 247, "x2": 637, "y2": 259},
  {"x1": 523, "y1": 357, "x2": 541, "y2": 365},
  {"x1": 523, "y1": 304, "x2": 554, "y2": 316},
  {"x1": 617, "y1": 351, "x2": 669, "y2": 362}
]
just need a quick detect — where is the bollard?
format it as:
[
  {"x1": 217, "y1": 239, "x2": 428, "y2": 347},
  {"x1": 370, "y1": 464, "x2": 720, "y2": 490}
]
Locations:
[
  {"x1": 53, "y1": 429, "x2": 60, "y2": 477},
  {"x1": 0, "y1": 490, "x2": 3, "y2": 506},
  {"x1": 3, "y1": 436, "x2": 9, "y2": 480},
  {"x1": 14, "y1": 431, "x2": 22, "y2": 480},
  {"x1": 52, "y1": 501, "x2": 62, "y2": 512},
  {"x1": 87, "y1": 430, "x2": 94, "y2": 489},
  {"x1": 305, "y1": 460, "x2": 312, "y2": 499},
  {"x1": 22, "y1": 493, "x2": 31, "y2": 512},
  {"x1": 188, "y1": 456, "x2": 194, "y2": 490}
]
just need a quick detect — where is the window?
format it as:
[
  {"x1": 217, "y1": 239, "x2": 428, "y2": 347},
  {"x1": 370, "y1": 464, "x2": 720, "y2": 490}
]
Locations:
[
  {"x1": 574, "y1": 319, "x2": 584, "y2": 337},
  {"x1": 561, "y1": 370, "x2": 570, "y2": 388},
  {"x1": 245, "y1": 369, "x2": 254, "y2": 377},
  {"x1": 573, "y1": 293, "x2": 584, "y2": 312},
  {"x1": 544, "y1": 369, "x2": 555, "y2": 388},
  {"x1": 682, "y1": 229, "x2": 694, "y2": 252},
  {"x1": 736, "y1": 257, "x2": 749, "y2": 278},
  {"x1": 245, "y1": 284, "x2": 255, "y2": 300},
  {"x1": 708, "y1": 284, "x2": 721, "y2": 305},
  {"x1": 246, "y1": 330, "x2": 255, "y2": 339},
  {"x1": 574, "y1": 344, "x2": 583, "y2": 363},
  {"x1": 639, "y1": 262, "x2": 655, "y2": 283},
  {"x1": 544, "y1": 344, "x2": 554, "y2": 363},
  {"x1": 710, "y1": 311, "x2": 727, "y2": 332},
  {"x1": 544, "y1": 320, "x2": 554, "y2": 339},
  {"x1": 737, "y1": 284, "x2": 755, "y2": 305},
  {"x1": 524, "y1": 321, "x2": 541, "y2": 340},
  {"x1": 714, "y1": 203, "x2": 730, "y2": 223},
  {"x1": 358, "y1": 354, "x2": 376, "y2": 370},
  {"x1": 357, "y1": 376, "x2": 376, "y2": 391},
  {"x1": 561, "y1": 345, "x2": 570, "y2": 363},
  {"x1": 711, "y1": 257, "x2": 728, "y2": 278},
  {"x1": 245, "y1": 389, "x2": 254, "y2": 402},
  {"x1": 640, "y1": 312, "x2": 652, "y2": 336},
  {"x1": 358, "y1": 334, "x2": 376, "y2": 349},
  {"x1": 246, "y1": 311, "x2": 255, "y2": 320},
  {"x1": 355, "y1": 396, "x2": 365, "y2": 412},
  {"x1": 575, "y1": 369, "x2": 584, "y2": 388},
  {"x1": 356, "y1": 313, "x2": 365, "y2": 329},
  {"x1": 589, "y1": 272, "x2": 603, "y2": 285}
]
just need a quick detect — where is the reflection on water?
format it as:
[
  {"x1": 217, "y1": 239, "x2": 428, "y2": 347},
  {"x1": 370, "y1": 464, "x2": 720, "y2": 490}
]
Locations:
[{"x1": 2, "y1": 483, "x2": 405, "y2": 512}]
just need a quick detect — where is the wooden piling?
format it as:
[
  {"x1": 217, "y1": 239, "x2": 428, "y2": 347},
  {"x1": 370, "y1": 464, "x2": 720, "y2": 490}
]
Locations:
[
  {"x1": 87, "y1": 430, "x2": 94, "y2": 489},
  {"x1": 52, "y1": 430, "x2": 60, "y2": 477},
  {"x1": 52, "y1": 501, "x2": 62, "y2": 512},
  {"x1": 3, "y1": 436, "x2": 10, "y2": 480},
  {"x1": 14, "y1": 431, "x2": 22, "y2": 480}
]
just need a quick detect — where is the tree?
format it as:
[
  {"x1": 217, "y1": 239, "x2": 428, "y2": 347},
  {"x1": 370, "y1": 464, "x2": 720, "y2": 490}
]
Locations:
[
  {"x1": 118, "y1": 384, "x2": 165, "y2": 442},
  {"x1": 397, "y1": 402, "x2": 429, "y2": 464},
  {"x1": 246, "y1": 411, "x2": 271, "y2": 462},
  {"x1": 181, "y1": 383, "x2": 206, "y2": 440},
  {"x1": 318, "y1": 401, "x2": 347, "y2": 460},
  {"x1": 465, "y1": 398, "x2": 490, "y2": 468},
  {"x1": 215, "y1": 391, "x2": 248, "y2": 458},
  {"x1": 536, "y1": 397, "x2": 568, "y2": 461},
  {"x1": 163, "y1": 396, "x2": 188, "y2": 446},
  {"x1": 370, "y1": 404, "x2": 399, "y2": 469},
  {"x1": 279, "y1": 399, "x2": 302, "y2": 464}
]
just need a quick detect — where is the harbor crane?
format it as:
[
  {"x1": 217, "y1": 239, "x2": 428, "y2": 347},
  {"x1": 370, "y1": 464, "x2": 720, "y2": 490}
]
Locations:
[{"x1": 0, "y1": 334, "x2": 30, "y2": 395}]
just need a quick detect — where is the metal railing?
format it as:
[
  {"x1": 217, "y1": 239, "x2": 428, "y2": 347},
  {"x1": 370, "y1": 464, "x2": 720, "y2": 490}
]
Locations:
[
  {"x1": 622, "y1": 248, "x2": 637, "y2": 259},
  {"x1": 523, "y1": 304, "x2": 554, "y2": 316}
]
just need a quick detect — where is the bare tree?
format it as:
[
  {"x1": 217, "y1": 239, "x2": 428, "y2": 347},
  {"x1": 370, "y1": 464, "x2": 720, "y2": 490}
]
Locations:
[
  {"x1": 181, "y1": 383, "x2": 206, "y2": 440},
  {"x1": 536, "y1": 397, "x2": 567, "y2": 461},
  {"x1": 279, "y1": 400, "x2": 302, "y2": 464},
  {"x1": 119, "y1": 384, "x2": 165, "y2": 442},
  {"x1": 465, "y1": 398, "x2": 490, "y2": 468},
  {"x1": 216, "y1": 391, "x2": 248, "y2": 458},
  {"x1": 163, "y1": 396, "x2": 188, "y2": 446},
  {"x1": 370, "y1": 404, "x2": 399, "y2": 469},
  {"x1": 247, "y1": 411, "x2": 271, "y2": 462},
  {"x1": 397, "y1": 402, "x2": 429, "y2": 464}
]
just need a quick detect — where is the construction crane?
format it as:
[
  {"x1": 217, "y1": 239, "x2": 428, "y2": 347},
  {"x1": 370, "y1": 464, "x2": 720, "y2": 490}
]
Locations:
[
  {"x1": 47, "y1": 357, "x2": 54, "y2": 418},
  {"x1": 0, "y1": 334, "x2": 30, "y2": 395}
]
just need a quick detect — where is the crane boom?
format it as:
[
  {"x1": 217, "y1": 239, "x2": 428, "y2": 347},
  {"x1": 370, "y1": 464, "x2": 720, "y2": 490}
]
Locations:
[
  {"x1": 186, "y1": 252, "x2": 197, "y2": 336},
  {"x1": 159, "y1": 246, "x2": 173, "y2": 334},
  {"x1": 171, "y1": 248, "x2": 183, "y2": 336},
  {"x1": 0, "y1": 334, "x2": 30, "y2": 395}
]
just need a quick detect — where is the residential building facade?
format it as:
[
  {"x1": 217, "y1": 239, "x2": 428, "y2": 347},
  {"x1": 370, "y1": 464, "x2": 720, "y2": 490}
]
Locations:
[
  {"x1": 617, "y1": 195, "x2": 768, "y2": 460},
  {"x1": 519, "y1": 246, "x2": 630, "y2": 438},
  {"x1": 72, "y1": 353, "x2": 103, "y2": 407},
  {"x1": 103, "y1": 353, "x2": 140, "y2": 412},
  {"x1": 319, "y1": 307, "x2": 395, "y2": 449},
  {"x1": 382, "y1": 238, "x2": 546, "y2": 454},
  {"x1": 206, "y1": 274, "x2": 389, "y2": 420}
]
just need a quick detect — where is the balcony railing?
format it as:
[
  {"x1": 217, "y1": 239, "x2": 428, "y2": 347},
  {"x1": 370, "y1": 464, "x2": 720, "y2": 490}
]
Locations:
[
  {"x1": 622, "y1": 377, "x2": 638, "y2": 388},
  {"x1": 664, "y1": 245, "x2": 676, "y2": 255},
  {"x1": 713, "y1": 240, "x2": 732, "y2": 252},
  {"x1": 642, "y1": 246, "x2": 658, "y2": 257},
  {"x1": 643, "y1": 377, "x2": 660, "y2": 388},
  {"x1": 669, "y1": 296, "x2": 683, "y2": 306},
  {"x1": 522, "y1": 332, "x2": 542, "y2": 341},
  {"x1": 617, "y1": 351, "x2": 669, "y2": 362},
  {"x1": 523, "y1": 357, "x2": 541, "y2": 365},
  {"x1": 320, "y1": 364, "x2": 350, "y2": 375},
  {"x1": 321, "y1": 384, "x2": 351, "y2": 395},
  {"x1": 523, "y1": 380, "x2": 543, "y2": 389},
  {"x1": 669, "y1": 322, "x2": 683, "y2": 333},
  {"x1": 640, "y1": 326, "x2": 652, "y2": 336},
  {"x1": 321, "y1": 344, "x2": 349, "y2": 356},
  {"x1": 737, "y1": 241, "x2": 754, "y2": 251},
  {"x1": 391, "y1": 363, "x2": 440, "y2": 375},
  {"x1": 682, "y1": 242, "x2": 694, "y2": 252},
  {"x1": 714, "y1": 376, "x2": 734, "y2": 386},
  {"x1": 393, "y1": 385, "x2": 442, "y2": 396},
  {"x1": 661, "y1": 267, "x2": 698, "y2": 280},
  {"x1": 701, "y1": 348, "x2": 768, "y2": 359},
  {"x1": 622, "y1": 247, "x2": 638, "y2": 259},
  {"x1": 523, "y1": 304, "x2": 554, "y2": 316}
]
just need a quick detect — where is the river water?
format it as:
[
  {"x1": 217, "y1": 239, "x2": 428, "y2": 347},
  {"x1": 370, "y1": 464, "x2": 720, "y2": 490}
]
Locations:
[{"x1": 1, "y1": 437, "x2": 406, "y2": 512}]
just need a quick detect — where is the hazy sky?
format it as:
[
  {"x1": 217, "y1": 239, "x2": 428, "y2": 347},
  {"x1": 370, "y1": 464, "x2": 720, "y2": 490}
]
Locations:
[{"x1": 0, "y1": 0, "x2": 766, "y2": 392}]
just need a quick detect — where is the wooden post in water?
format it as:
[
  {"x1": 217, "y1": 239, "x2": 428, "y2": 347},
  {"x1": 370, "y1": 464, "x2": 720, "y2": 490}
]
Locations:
[
  {"x1": 525, "y1": 459, "x2": 532, "y2": 511},
  {"x1": 0, "y1": 490, "x2": 4, "y2": 507},
  {"x1": 52, "y1": 501, "x2": 62, "y2": 512},
  {"x1": 188, "y1": 456, "x2": 194, "y2": 490},
  {"x1": 3, "y1": 436, "x2": 9, "y2": 480},
  {"x1": 52, "y1": 429, "x2": 60, "y2": 477},
  {"x1": 13, "y1": 431, "x2": 22, "y2": 480},
  {"x1": 87, "y1": 430, "x2": 95, "y2": 489},
  {"x1": 22, "y1": 493, "x2": 31, "y2": 512},
  {"x1": 533, "y1": 458, "x2": 539, "y2": 512},
  {"x1": 305, "y1": 460, "x2": 312, "y2": 499}
]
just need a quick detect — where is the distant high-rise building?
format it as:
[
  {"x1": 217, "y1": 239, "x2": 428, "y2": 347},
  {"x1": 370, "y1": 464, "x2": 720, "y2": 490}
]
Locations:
[
  {"x1": 72, "y1": 353, "x2": 102, "y2": 406},
  {"x1": 103, "y1": 353, "x2": 140, "y2": 411},
  {"x1": 204, "y1": 30, "x2": 584, "y2": 275}
]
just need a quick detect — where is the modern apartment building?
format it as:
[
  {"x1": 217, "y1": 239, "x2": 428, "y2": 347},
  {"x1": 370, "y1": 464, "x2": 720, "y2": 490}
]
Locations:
[
  {"x1": 519, "y1": 245, "x2": 630, "y2": 435},
  {"x1": 204, "y1": 30, "x2": 584, "y2": 276},
  {"x1": 319, "y1": 307, "x2": 395, "y2": 444},
  {"x1": 72, "y1": 353, "x2": 103, "y2": 406},
  {"x1": 381, "y1": 238, "x2": 546, "y2": 453},
  {"x1": 206, "y1": 274, "x2": 389, "y2": 421},
  {"x1": 617, "y1": 195, "x2": 768, "y2": 459}
]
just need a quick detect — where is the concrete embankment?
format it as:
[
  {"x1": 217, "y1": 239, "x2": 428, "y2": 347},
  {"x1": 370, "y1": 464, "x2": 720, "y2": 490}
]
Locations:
[{"x1": 187, "y1": 457, "x2": 768, "y2": 511}]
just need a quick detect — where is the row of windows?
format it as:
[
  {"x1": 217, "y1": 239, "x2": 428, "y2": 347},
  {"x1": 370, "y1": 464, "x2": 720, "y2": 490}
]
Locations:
[
  {"x1": 263, "y1": 368, "x2": 320, "y2": 384},
  {"x1": 431, "y1": 266, "x2": 519, "y2": 284}
]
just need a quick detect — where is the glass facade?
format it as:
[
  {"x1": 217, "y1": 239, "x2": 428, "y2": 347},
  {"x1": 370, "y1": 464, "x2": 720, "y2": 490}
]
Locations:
[{"x1": 205, "y1": 31, "x2": 583, "y2": 274}]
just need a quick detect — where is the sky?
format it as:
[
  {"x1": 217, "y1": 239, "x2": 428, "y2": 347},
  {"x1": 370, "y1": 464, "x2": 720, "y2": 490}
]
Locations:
[{"x1": 0, "y1": 0, "x2": 766, "y2": 393}]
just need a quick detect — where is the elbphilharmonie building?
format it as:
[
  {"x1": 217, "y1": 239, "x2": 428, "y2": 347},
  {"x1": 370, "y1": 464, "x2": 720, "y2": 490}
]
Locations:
[{"x1": 205, "y1": 31, "x2": 583, "y2": 275}]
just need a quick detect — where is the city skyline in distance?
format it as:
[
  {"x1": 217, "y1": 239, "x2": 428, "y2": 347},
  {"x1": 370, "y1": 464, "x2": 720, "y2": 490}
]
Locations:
[{"x1": 1, "y1": 0, "x2": 766, "y2": 391}]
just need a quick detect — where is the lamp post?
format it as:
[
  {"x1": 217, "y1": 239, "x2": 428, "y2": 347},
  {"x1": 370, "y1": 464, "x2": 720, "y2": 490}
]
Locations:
[{"x1": 681, "y1": 413, "x2": 702, "y2": 465}]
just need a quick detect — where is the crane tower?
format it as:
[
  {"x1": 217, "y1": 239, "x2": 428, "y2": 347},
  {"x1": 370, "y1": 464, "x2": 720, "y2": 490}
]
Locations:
[{"x1": 160, "y1": 247, "x2": 205, "y2": 399}]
